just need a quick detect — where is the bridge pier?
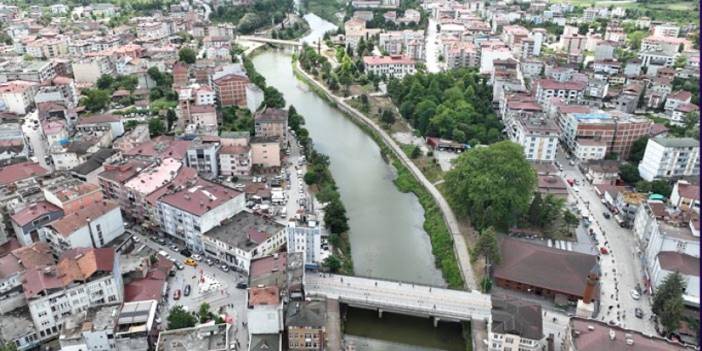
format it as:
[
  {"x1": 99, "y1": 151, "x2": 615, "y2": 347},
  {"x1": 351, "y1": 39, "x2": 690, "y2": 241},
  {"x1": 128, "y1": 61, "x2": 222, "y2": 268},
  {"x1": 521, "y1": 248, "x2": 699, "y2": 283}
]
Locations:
[
  {"x1": 433, "y1": 317, "x2": 440, "y2": 327},
  {"x1": 378, "y1": 309, "x2": 383, "y2": 319}
]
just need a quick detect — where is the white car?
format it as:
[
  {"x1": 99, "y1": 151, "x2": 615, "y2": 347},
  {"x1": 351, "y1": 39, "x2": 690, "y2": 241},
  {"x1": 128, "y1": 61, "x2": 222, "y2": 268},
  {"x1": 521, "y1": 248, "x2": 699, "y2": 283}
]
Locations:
[
  {"x1": 132, "y1": 235, "x2": 140, "y2": 243},
  {"x1": 630, "y1": 289, "x2": 641, "y2": 300},
  {"x1": 192, "y1": 254, "x2": 202, "y2": 261}
]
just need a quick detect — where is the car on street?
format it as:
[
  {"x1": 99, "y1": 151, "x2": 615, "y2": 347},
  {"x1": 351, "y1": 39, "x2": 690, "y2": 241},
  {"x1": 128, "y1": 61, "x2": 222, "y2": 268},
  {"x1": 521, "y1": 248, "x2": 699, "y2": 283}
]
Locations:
[
  {"x1": 184, "y1": 258, "x2": 197, "y2": 267},
  {"x1": 206, "y1": 258, "x2": 214, "y2": 266},
  {"x1": 175, "y1": 262, "x2": 185, "y2": 270},
  {"x1": 192, "y1": 254, "x2": 202, "y2": 261},
  {"x1": 236, "y1": 281, "x2": 247, "y2": 289},
  {"x1": 184, "y1": 285, "x2": 191, "y2": 296},
  {"x1": 635, "y1": 308, "x2": 644, "y2": 319},
  {"x1": 602, "y1": 211, "x2": 611, "y2": 219},
  {"x1": 630, "y1": 289, "x2": 641, "y2": 300},
  {"x1": 132, "y1": 235, "x2": 140, "y2": 243},
  {"x1": 180, "y1": 248, "x2": 192, "y2": 257},
  {"x1": 173, "y1": 289, "x2": 181, "y2": 300},
  {"x1": 599, "y1": 247, "x2": 609, "y2": 255},
  {"x1": 170, "y1": 244, "x2": 179, "y2": 251},
  {"x1": 220, "y1": 265, "x2": 230, "y2": 272}
]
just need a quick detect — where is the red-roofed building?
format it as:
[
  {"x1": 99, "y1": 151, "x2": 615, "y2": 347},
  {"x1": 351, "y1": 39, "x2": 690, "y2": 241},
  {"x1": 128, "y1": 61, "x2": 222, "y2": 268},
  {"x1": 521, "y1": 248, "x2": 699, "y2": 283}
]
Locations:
[
  {"x1": 10, "y1": 201, "x2": 64, "y2": 246},
  {"x1": 124, "y1": 256, "x2": 172, "y2": 302},
  {"x1": 0, "y1": 242, "x2": 54, "y2": 298},
  {"x1": 157, "y1": 178, "x2": 245, "y2": 253},
  {"x1": 363, "y1": 55, "x2": 416, "y2": 78},
  {"x1": 0, "y1": 80, "x2": 39, "y2": 114},
  {"x1": 671, "y1": 180, "x2": 700, "y2": 213},
  {"x1": 25, "y1": 247, "x2": 122, "y2": 340},
  {"x1": 248, "y1": 286, "x2": 280, "y2": 308},
  {"x1": 43, "y1": 180, "x2": 103, "y2": 213},
  {"x1": 0, "y1": 161, "x2": 48, "y2": 186},
  {"x1": 212, "y1": 73, "x2": 249, "y2": 107},
  {"x1": 40, "y1": 200, "x2": 124, "y2": 255}
]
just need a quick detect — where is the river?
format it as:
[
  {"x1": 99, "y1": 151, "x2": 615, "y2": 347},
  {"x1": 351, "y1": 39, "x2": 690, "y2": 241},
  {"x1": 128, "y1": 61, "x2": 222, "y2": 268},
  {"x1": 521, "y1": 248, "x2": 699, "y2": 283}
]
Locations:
[{"x1": 253, "y1": 51, "x2": 466, "y2": 350}]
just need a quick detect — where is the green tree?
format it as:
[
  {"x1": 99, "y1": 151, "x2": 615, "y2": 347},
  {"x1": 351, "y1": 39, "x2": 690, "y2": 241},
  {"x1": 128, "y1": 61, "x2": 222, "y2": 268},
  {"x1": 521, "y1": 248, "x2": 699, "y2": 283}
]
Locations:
[
  {"x1": 563, "y1": 210, "x2": 579, "y2": 232},
  {"x1": 410, "y1": 145, "x2": 421, "y2": 159},
  {"x1": 0, "y1": 342, "x2": 17, "y2": 351},
  {"x1": 472, "y1": 227, "x2": 501, "y2": 265},
  {"x1": 528, "y1": 192, "x2": 543, "y2": 227},
  {"x1": 96, "y1": 74, "x2": 114, "y2": 90},
  {"x1": 179, "y1": 47, "x2": 197, "y2": 64},
  {"x1": 324, "y1": 198, "x2": 349, "y2": 234},
  {"x1": 652, "y1": 272, "x2": 686, "y2": 334},
  {"x1": 619, "y1": 163, "x2": 641, "y2": 184},
  {"x1": 166, "y1": 109, "x2": 177, "y2": 131},
  {"x1": 444, "y1": 141, "x2": 537, "y2": 230},
  {"x1": 322, "y1": 255, "x2": 341, "y2": 273},
  {"x1": 304, "y1": 171, "x2": 319, "y2": 185},
  {"x1": 82, "y1": 89, "x2": 110, "y2": 112},
  {"x1": 629, "y1": 137, "x2": 649, "y2": 163},
  {"x1": 198, "y1": 302, "x2": 212, "y2": 324},
  {"x1": 148, "y1": 118, "x2": 166, "y2": 137},
  {"x1": 263, "y1": 87, "x2": 285, "y2": 108},
  {"x1": 167, "y1": 305, "x2": 197, "y2": 330},
  {"x1": 380, "y1": 109, "x2": 396, "y2": 124}
]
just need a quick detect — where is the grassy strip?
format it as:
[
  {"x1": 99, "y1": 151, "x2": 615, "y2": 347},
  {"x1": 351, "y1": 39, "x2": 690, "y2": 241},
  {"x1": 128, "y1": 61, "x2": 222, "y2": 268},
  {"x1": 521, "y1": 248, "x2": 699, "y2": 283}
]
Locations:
[
  {"x1": 462, "y1": 322, "x2": 473, "y2": 351},
  {"x1": 293, "y1": 61, "x2": 464, "y2": 289}
]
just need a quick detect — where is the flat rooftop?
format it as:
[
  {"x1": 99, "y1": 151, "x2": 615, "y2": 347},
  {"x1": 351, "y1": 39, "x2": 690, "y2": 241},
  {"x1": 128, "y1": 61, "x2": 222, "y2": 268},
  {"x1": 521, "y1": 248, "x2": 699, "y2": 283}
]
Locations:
[
  {"x1": 125, "y1": 157, "x2": 182, "y2": 195},
  {"x1": 156, "y1": 323, "x2": 229, "y2": 351},
  {"x1": 61, "y1": 304, "x2": 121, "y2": 340},
  {"x1": 204, "y1": 211, "x2": 284, "y2": 251}
]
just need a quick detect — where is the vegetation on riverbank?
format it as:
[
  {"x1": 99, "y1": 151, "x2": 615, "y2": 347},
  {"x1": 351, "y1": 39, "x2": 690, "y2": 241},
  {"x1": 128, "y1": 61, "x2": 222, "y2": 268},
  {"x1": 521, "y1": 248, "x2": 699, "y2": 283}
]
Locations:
[
  {"x1": 300, "y1": 0, "x2": 345, "y2": 24},
  {"x1": 293, "y1": 60, "x2": 465, "y2": 288},
  {"x1": 210, "y1": 0, "x2": 294, "y2": 34}
]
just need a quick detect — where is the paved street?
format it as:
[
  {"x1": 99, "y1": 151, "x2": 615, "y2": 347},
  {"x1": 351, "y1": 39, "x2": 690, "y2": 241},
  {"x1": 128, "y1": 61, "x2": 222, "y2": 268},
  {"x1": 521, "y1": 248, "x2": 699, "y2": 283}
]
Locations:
[
  {"x1": 556, "y1": 150, "x2": 655, "y2": 335},
  {"x1": 424, "y1": 19, "x2": 441, "y2": 73},
  {"x1": 127, "y1": 230, "x2": 249, "y2": 347}
]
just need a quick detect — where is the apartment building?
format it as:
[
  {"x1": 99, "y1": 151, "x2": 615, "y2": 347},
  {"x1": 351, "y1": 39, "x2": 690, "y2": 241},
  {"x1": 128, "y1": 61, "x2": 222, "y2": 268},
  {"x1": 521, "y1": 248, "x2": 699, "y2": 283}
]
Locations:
[
  {"x1": 0, "y1": 60, "x2": 56, "y2": 84},
  {"x1": 157, "y1": 178, "x2": 245, "y2": 252},
  {"x1": 219, "y1": 144, "x2": 252, "y2": 177},
  {"x1": 0, "y1": 80, "x2": 38, "y2": 115},
  {"x1": 378, "y1": 30, "x2": 425, "y2": 60},
  {"x1": 443, "y1": 41, "x2": 479, "y2": 69},
  {"x1": 24, "y1": 248, "x2": 123, "y2": 341},
  {"x1": 638, "y1": 137, "x2": 700, "y2": 181},
  {"x1": 534, "y1": 79, "x2": 586, "y2": 105},
  {"x1": 286, "y1": 216, "x2": 322, "y2": 269},
  {"x1": 212, "y1": 73, "x2": 250, "y2": 107},
  {"x1": 202, "y1": 211, "x2": 286, "y2": 273},
  {"x1": 185, "y1": 137, "x2": 221, "y2": 179},
  {"x1": 254, "y1": 107, "x2": 288, "y2": 143},
  {"x1": 560, "y1": 111, "x2": 652, "y2": 160},
  {"x1": 286, "y1": 299, "x2": 326, "y2": 351},
  {"x1": 40, "y1": 200, "x2": 124, "y2": 255},
  {"x1": 489, "y1": 295, "x2": 544, "y2": 351},
  {"x1": 512, "y1": 117, "x2": 559, "y2": 162}
]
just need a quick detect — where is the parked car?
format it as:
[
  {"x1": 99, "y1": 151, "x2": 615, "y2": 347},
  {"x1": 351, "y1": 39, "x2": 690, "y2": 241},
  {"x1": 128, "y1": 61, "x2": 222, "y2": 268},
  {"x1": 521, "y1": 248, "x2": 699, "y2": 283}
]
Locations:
[
  {"x1": 599, "y1": 247, "x2": 609, "y2": 255},
  {"x1": 170, "y1": 244, "x2": 179, "y2": 251},
  {"x1": 175, "y1": 262, "x2": 184, "y2": 270},
  {"x1": 184, "y1": 258, "x2": 197, "y2": 267},
  {"x1": 180, "y1": 248, "x2": 192, "y2": 257},
  {"x1": 236, "y1": 281, "x2": 247, "y2": 289},
  {"x1": 630, "y1": 289, "x2": 641, "y2": 300},
  {"x1": 602, "y1": 211, "x2": 611, "y2": 219},
  {"x1": 206, "y1": 258, "x2": 214, "y2": 266},
  {"x1": 173, "y1": 289, "x2": 181, "y2": 300},
  {"x1": 220, "y1": 265, "x2": 230, "y2": 272},
  {"x1": 635, "y1": 308, "x2": 644, "y2": 319},
  {"x1": 184, "y1": 285, "x2": 191, "y2": 297},
  {"x1": 192, "y1": 254, "x2": 202, "y2": 261},
  {"x1": 132, "y1": 235, "x2": 140, "y2": 243}
]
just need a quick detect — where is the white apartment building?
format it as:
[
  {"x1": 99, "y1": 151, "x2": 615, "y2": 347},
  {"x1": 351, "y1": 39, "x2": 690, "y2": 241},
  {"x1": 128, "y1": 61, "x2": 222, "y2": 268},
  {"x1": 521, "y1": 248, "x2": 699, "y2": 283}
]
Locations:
[
  {"x1": 40, "y1": 200, "x2": 125, "y2": 255},
  {"x1": 480, "y1": 46, "x2": 513, "y2": 75},
  {"x1": 574, "y1": 139, "x2": 608, "y2": 160},
  {"x1": 24, "y1": 248, "x2": 123, "y2": 341},
  {"x1": 378, "y1": 30, "x2": 425, "y2": 60},
  {"x1": 638, "y1": 137, "x2": 700, "y2": 181},
  {"x1": 0, "y1": 80, "x2": 38, "y2": 115},
  {"x1": 633, "y1": 201, "x2": 699, "y2": 306},
  {"x1": 219, "y1": 144, "x2": 251, "y2": 176},
  {"x1": 157, "y1": 179, "x2": 245, "y2": 253},
  {"x1": 534, "y1": 79, "x2": 585, "y2": 105},
  {"x1": 71, "y1": 57, "x2": 114, "y2": 84},
  {"x1": 136, "y1": 22, "x2": 171, "y2": 40},
  {"x1": 511, "y1": 117, "x2": 559, "y2": 161},
  {"x1": 59, "y1": 304, "x2": 121, "y2": 351},
  {"x1": 202, "y1": 211, "x2": 286, "y2": 273},
  {"x1": 652, "y1": 24, "x2": 680, "y2": 38},
  {"x1": 286, "y1": 217, "x2": 322, "y2": 269},
  {"x1": 362, "y1": 55, "x2": 416, "y2": 79}
]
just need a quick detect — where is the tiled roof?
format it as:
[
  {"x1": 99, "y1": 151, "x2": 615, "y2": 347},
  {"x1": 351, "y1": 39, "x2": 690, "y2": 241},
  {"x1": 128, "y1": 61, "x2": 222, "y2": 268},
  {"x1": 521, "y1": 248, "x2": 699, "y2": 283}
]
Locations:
[
  {"x1": 10, "y1": 201, "x2": 63, "y2": 227},
  {"x1": 657, "y1": 252, "x2": 699, "y2": 276},
  {"x1": 676, "y1": 182, "x2": 700, "y2": 201},
  {"x1": 493, "y1": 238, "x2": 599, "y2": 298},
  {"x1": 0, "y1": 161, "x2": 48, "y2": 186},
  {"x1": 48, "y1": 200, "x2": 119, "y2": 237},
  {"x1": 159, "y1": 178, "x2": 241, "y2": 216},
  {"x1": 491, "y1": 294, "x2": 543, "y2": 340},
  {"x1": 363, "y1": 55, "x2": 415, "y2": 65},
  {"x1": 248, "y1": 286, "x2": 279, "y2": 306}
]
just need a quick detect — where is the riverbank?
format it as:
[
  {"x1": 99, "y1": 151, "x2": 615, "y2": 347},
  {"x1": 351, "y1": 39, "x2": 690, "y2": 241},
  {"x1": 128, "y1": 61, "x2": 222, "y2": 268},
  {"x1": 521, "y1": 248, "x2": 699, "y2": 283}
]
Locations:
[{"x1": 291, "y1": 58, "x2": 472, "y2": 290}]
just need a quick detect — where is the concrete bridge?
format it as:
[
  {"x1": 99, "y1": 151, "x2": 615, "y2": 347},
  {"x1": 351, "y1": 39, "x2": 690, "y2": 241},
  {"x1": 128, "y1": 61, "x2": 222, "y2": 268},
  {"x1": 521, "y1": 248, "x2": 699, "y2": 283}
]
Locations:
[
  {"x1": 236, "y1": 35, "x2": 302, "y2": 51},
  {"x1": 304, "y1": 273, "x2": 492, "y2": 326}
]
